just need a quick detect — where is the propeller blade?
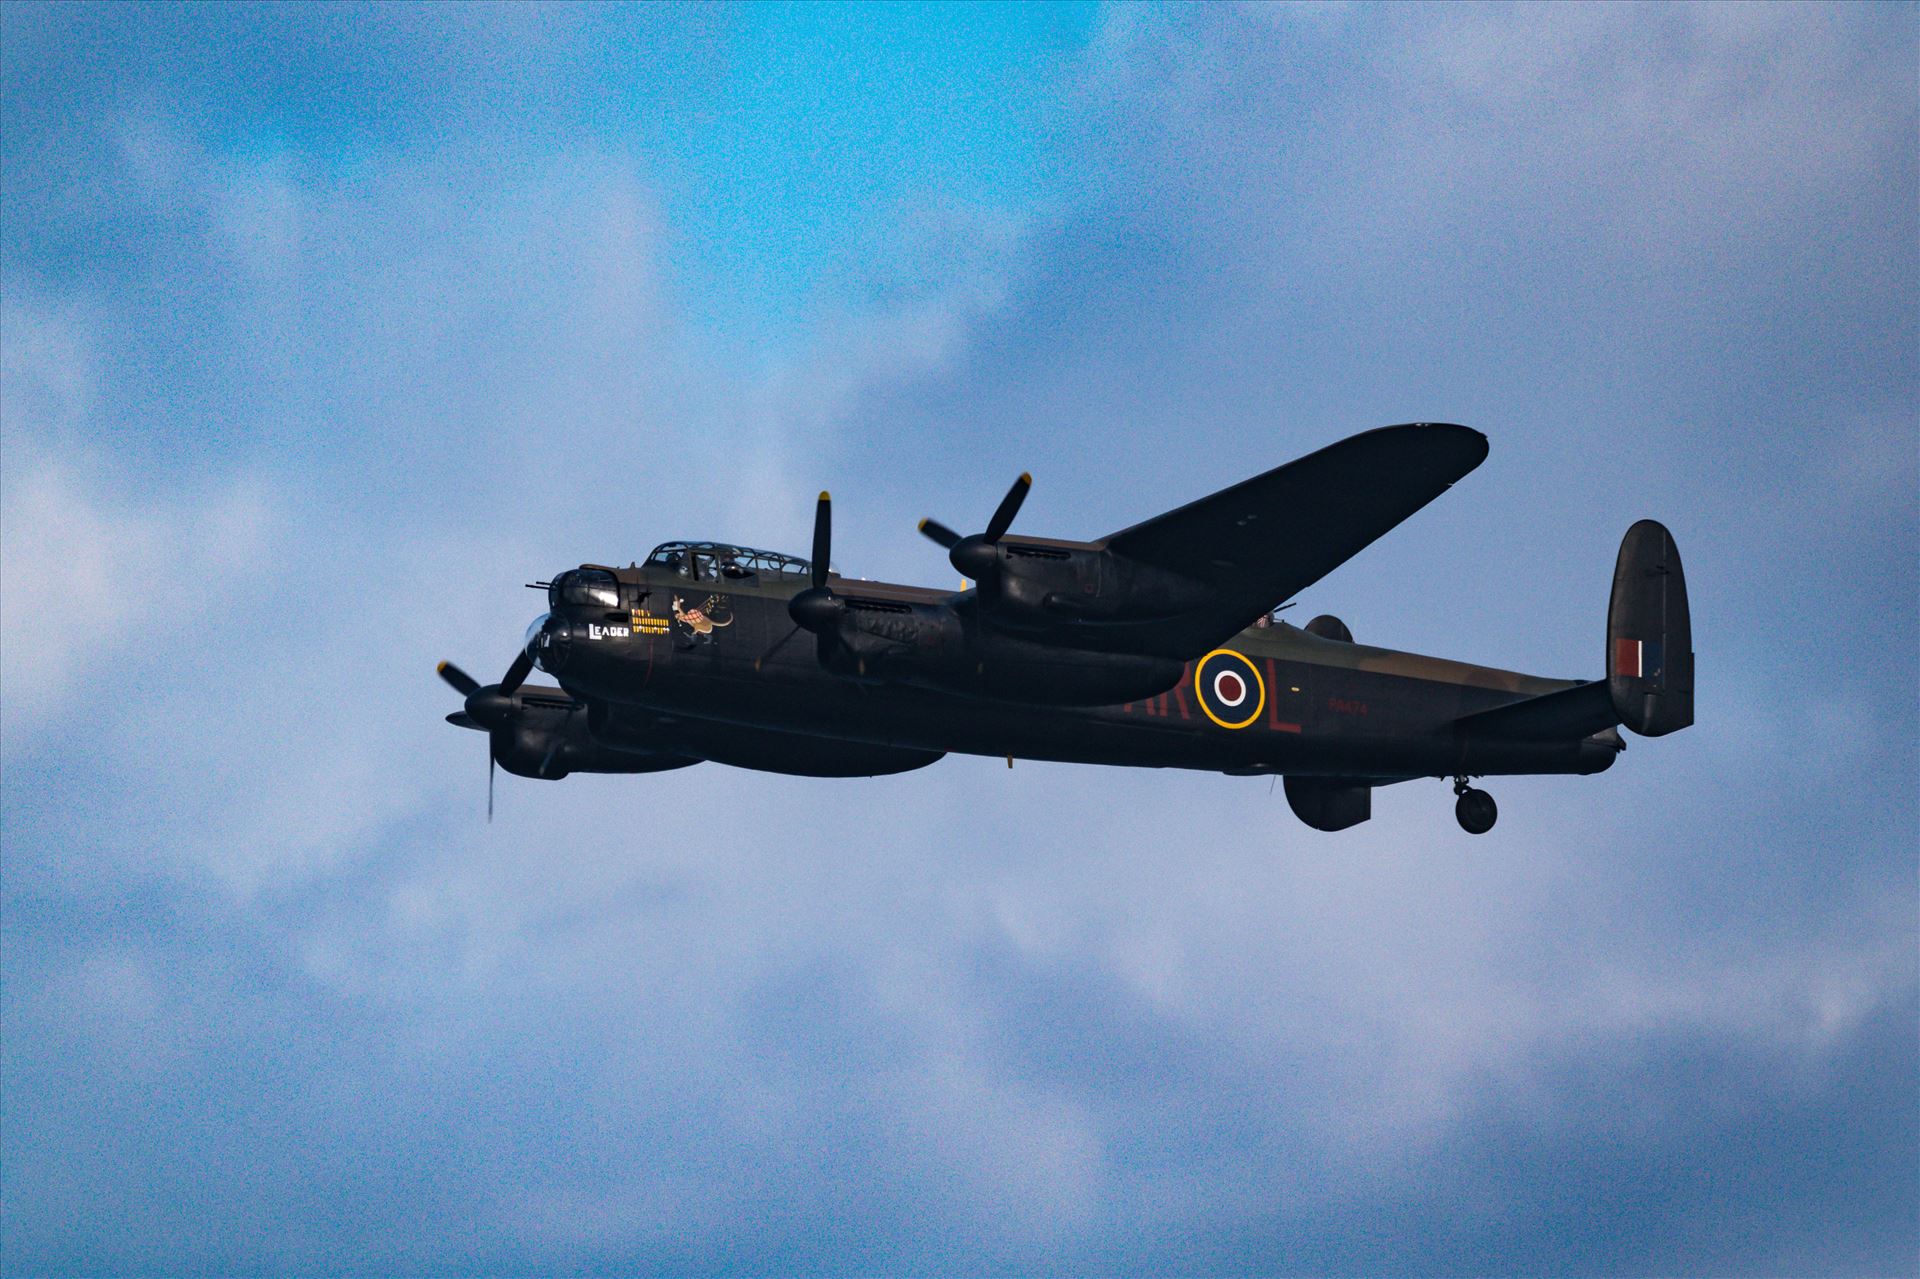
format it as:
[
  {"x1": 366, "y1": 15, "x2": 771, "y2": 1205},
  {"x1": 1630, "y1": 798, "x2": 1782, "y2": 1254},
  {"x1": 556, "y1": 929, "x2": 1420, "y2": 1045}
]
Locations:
[
  {"x1": 437, "y1": 661, "x2": 480, "y2": 697},
  {"x1": 487, "y1": 732, "x2": 501, "y2": 822},
  {"x1": 918, "y1": 517, "x2": 962, "y2": 549},
  {"x1": 984, "y1": 472, "x2": 1032, "y2": 543},
  {"x1": 811, "y1": 491, "x2": 831, "y2": 590},
  {"x1": 449, "y1": 665, "x2": 517, "y2": 820},
  {"x1": 537, "y1": 704, "x2": 578, "y2": 778},
  {"x1": 755, "y1": 623, "x2": 804, "y2": 670}
]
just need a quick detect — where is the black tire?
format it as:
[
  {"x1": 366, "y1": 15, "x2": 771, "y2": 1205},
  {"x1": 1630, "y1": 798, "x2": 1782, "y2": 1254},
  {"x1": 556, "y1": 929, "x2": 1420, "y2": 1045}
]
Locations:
[{"x1": 1455, "y1": 788, "x2": 1497, "y2": 834}]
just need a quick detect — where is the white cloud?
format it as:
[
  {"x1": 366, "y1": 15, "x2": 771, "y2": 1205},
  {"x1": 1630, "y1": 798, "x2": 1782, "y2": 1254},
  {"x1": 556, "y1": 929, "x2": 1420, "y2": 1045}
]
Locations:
[
  {"x1": 1, "y1": 300, "x2": 275, "y2": 749},
  {"x1": 4, "y1": 20, "x2": 1911, "y2": 1265},
  {"x1": 1, "y1": 115, "x2": 1032, "y2": 909},
  {"x1": 1083, "y1": 2, "x2": 1911, "y2": 289}
]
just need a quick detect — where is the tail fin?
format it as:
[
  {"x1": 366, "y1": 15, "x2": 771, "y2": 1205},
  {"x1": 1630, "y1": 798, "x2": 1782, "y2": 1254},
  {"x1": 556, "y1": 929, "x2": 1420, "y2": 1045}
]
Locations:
[{"x1": 1608, "y1": 520, "x2": 1693, "y2": 736}]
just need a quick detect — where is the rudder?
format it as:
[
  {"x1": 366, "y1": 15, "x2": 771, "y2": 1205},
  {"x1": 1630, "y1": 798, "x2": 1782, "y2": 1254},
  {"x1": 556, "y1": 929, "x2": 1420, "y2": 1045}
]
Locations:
[{"x1": 1608, "y1": 520, "x2": 1694, "y2": 736}]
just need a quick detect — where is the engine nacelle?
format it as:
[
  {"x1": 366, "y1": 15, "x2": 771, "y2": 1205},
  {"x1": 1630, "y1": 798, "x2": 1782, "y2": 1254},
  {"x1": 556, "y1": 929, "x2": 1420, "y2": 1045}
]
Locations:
[
  {"x1": 988, "y1": 542, "x2": 1213, "y2": 632},
  {"x1": 829, "y1": 596, "x2": 1184, "y2": 706},
  {"x1": 589, "y1": 703, "x2": 942, "y2": 777},
  {"x1": 494, "y1": 694, "x2": 697, "y2": 779}
]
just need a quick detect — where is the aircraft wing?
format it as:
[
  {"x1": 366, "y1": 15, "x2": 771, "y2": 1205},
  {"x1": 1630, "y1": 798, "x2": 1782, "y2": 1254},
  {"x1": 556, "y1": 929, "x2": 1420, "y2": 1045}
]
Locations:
[{"x1": 1098, "y1": 423, "x2": 1488, "y2": 655}]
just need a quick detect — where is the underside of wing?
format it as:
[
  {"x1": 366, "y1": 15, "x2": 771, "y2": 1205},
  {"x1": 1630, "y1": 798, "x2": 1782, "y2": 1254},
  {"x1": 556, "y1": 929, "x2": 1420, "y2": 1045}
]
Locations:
[{"x1": 1099, "y1": 423, "x2": 1488, "y2": 656}]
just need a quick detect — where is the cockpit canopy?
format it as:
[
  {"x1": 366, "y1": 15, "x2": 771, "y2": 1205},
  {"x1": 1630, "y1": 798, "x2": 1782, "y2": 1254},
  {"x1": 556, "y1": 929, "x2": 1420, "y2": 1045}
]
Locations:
[
  {"x1": 549, "y1": 568, "x2": 620, "y2": 610},
  {"x1": 644, "y1": 541, "x2": 813, "y2": 582}
]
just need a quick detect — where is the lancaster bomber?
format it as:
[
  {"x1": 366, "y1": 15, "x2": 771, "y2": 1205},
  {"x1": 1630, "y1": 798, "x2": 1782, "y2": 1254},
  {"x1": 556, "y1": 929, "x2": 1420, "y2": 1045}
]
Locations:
[{"x1": 438, "y1": 423, "x2": 1693, "y2": 833}]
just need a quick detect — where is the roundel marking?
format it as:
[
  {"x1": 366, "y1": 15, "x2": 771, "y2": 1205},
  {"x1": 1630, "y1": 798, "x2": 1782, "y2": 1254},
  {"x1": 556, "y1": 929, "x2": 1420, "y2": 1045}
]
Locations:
[{"x1": 1195, "y1": 649, "x2": 1265, "y2": 730}]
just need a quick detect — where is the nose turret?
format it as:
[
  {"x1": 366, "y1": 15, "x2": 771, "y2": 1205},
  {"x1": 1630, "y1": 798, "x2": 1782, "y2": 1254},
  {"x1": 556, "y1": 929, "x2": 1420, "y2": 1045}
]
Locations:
[{"x1": 525, "y1": 612, "x2": 571, "y2": 673}]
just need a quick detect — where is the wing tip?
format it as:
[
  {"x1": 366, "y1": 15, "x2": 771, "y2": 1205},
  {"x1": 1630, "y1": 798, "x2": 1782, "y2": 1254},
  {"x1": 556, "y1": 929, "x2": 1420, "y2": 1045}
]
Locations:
[
  {"x1": 1403, "y1": 419, "x2": 1485, "y2": 439},
  {"x1": 1396, "y1": 421, "x2": 1489, "y2": 472}
]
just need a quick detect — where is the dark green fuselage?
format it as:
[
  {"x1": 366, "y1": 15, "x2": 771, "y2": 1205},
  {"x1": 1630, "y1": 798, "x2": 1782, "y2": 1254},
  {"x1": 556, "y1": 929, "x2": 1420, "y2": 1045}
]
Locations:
[{"x1": 533, "y1": 559, "x2": 1616, "y2": 782}]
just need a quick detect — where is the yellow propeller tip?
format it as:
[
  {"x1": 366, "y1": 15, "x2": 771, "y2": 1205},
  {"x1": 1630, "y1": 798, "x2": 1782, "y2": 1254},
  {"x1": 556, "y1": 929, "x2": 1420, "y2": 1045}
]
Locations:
[
  {"x1": 917, "y1": 517, "x2": 929, "y2": 530},
  {"x1": 436, "y1": 660, "x2": 448, "y2": 673},
  {"x1": 818, "y1": 490, "x2": 830, "y2": 502},
  {"x1": 1020, "y1": 472, "x2": 1032, "y2": 484}
]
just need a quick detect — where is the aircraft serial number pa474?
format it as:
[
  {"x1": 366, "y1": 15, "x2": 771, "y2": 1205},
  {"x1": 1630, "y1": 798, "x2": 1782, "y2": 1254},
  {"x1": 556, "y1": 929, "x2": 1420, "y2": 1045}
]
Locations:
[{"x1": 438, "y1": 424, "x2": 1693, "y2": 833}]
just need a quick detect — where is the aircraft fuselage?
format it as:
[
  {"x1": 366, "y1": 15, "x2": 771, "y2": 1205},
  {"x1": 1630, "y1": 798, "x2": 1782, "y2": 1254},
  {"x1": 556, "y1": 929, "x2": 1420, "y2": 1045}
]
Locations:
[{"x1": 532, "y1": 563, "x2": 1618, "y2": 782}]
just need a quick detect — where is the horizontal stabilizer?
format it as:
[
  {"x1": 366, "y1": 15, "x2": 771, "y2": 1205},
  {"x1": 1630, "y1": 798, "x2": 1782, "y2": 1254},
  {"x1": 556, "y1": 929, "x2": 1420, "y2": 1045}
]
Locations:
[{"x1": 1452, "y1": 681, "x2": 1618, "y2": 741}]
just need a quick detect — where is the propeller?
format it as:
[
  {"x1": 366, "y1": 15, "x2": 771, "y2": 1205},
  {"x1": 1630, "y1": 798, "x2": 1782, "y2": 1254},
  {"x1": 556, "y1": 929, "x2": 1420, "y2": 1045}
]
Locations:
[
  {"x1": 760, "y1": 491, "x2": 847, "y2": 669},
  {"x1": 536, "y1": 703, "x2": 579, "y2": 781},
  {"x1": 919, "y1": 472, "x2": 1031, "y2": 596},
  {"x1": 437, "y1": 652, "x2": 533, "y2": 820}
]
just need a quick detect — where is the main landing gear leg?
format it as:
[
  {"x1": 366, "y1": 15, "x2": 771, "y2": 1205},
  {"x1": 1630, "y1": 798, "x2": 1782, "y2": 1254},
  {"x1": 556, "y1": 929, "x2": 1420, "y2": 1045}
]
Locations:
[{"x1": 1453, "y1": 775, "x2": 1497, "y2": 835}]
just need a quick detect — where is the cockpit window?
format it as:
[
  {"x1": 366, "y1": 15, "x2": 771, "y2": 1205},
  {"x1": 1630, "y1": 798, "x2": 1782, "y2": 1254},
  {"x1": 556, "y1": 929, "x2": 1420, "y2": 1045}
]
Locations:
[
  {"x1": 551, "y1": 568, "x2": 619, "y2": 609},
  {"x1": 643, "y1": 541, "x2": 813, "y2": 580}
]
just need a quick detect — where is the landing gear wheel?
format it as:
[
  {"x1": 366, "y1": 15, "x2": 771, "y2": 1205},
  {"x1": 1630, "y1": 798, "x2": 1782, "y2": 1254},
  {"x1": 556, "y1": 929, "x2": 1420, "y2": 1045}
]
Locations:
[{"x1": 1455, "y1": 787, "x2": 1497, "y2": 835}]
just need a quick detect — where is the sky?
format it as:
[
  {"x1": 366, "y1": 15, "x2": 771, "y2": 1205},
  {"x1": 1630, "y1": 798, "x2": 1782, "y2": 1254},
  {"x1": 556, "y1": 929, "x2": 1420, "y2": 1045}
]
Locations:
[{"x1": 1, "y1": 3, "x2": 1914, "y2": 1274}]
